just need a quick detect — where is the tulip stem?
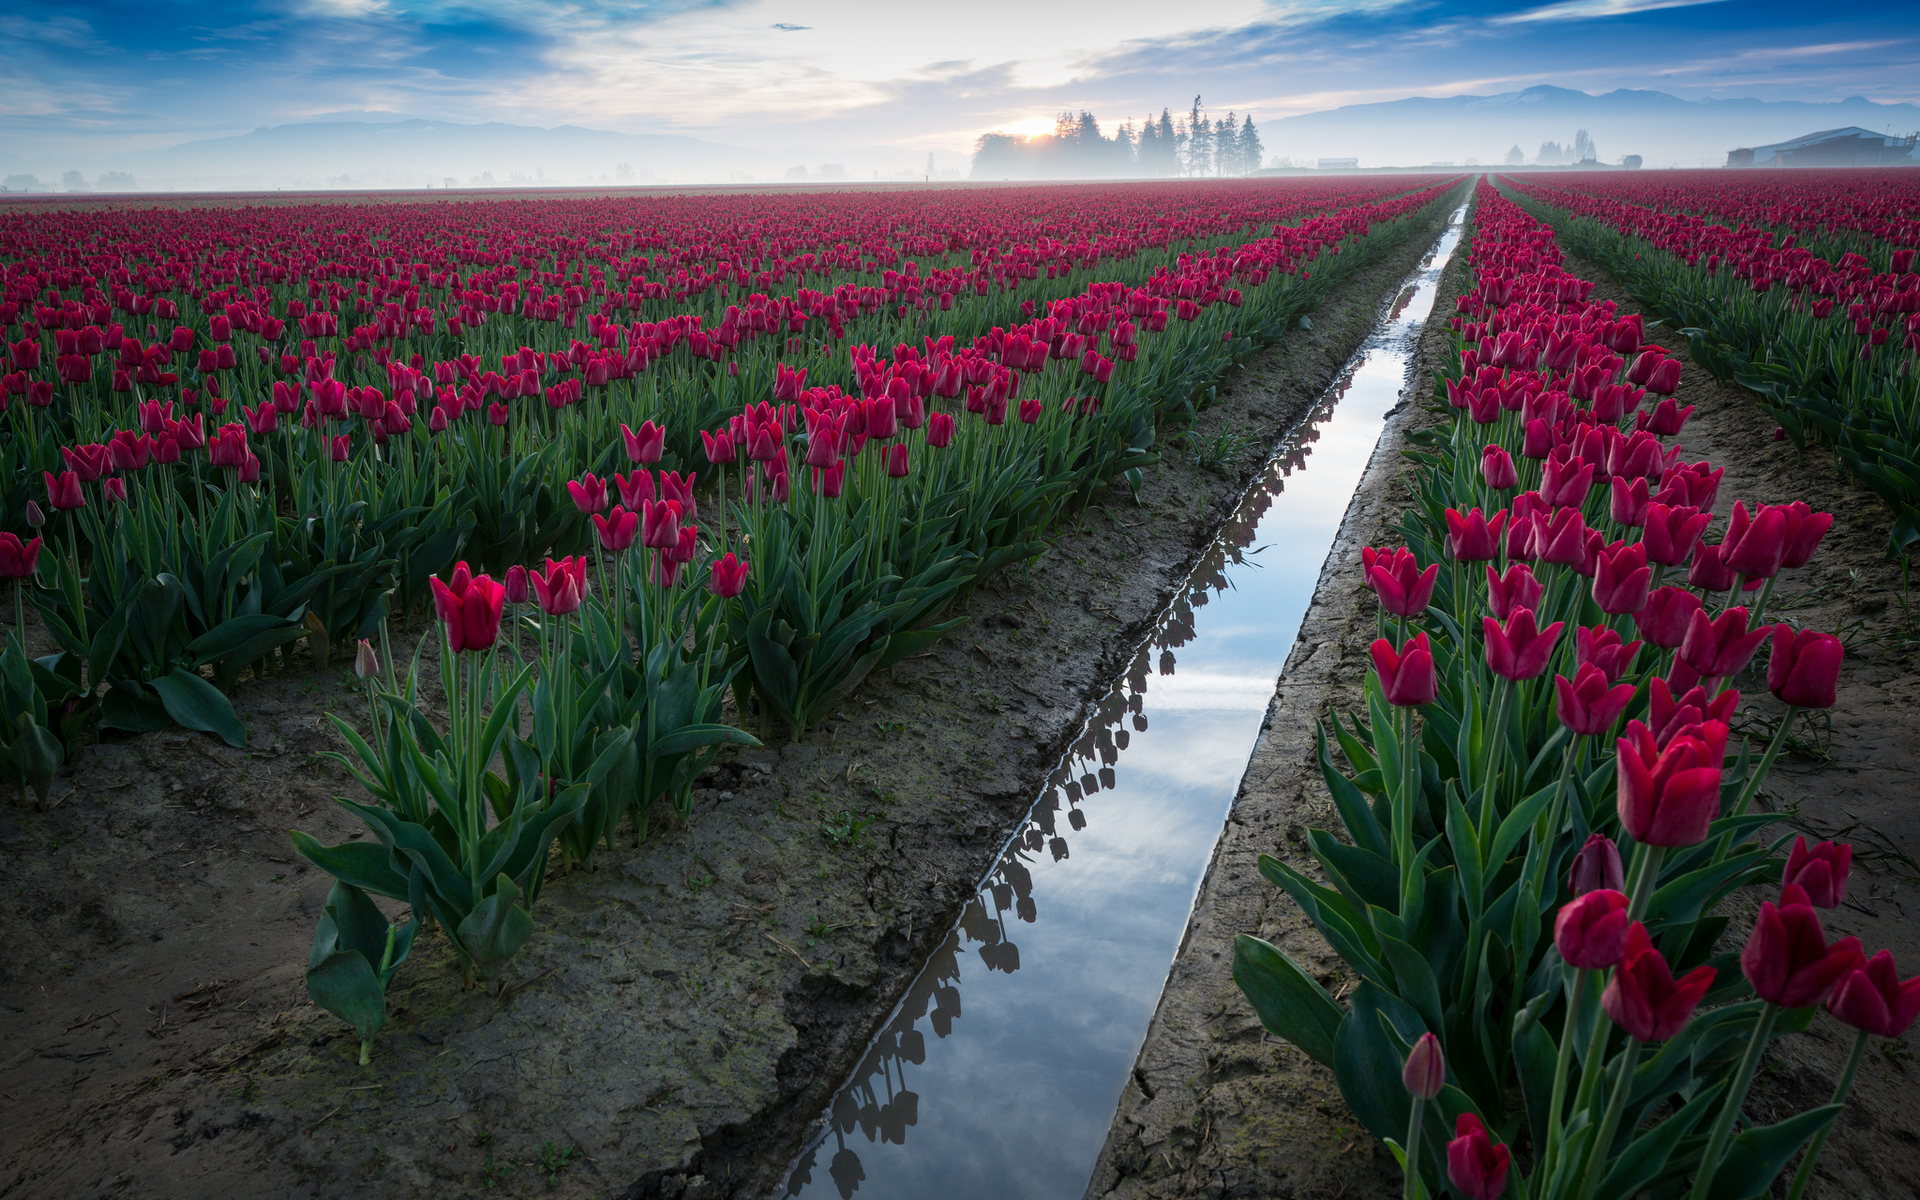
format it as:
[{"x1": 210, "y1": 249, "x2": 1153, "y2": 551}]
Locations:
[
  {"x1": 1688, "y1": 1002, "x2": 1780, "y2": 1200},
  {"x1": 1570, "y1": 968, "x2": 1613, "y2": 1123},
  {"x1": 1477, "y1": 677, "x2": 1513, "y2": 861},
  {"x1": 1714, "y1": 705, "x2": 1795, "y2": 864},
  {"x1": 1784, "y1": 1027, "x2": 1868, "y2": 1200},
  {"x1": 1403, "y1": 1094, "x2": 1425, "y2": 1200},
  {"x1": 1399, "y1": 702, "x2": 1421, "y2": 897},
  {"x1": 1575, "y1": 1036, "x2": 1643, "y2": 1200},
  {"x1": 1625, "y1": 842, "x2": 1666, "y2": 923},
  {"x1": 1541, "y1": 965, "x2": 1589, "y2": 1183}
]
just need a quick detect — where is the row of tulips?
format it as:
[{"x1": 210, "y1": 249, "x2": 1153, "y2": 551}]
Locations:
[
  {"x1": 0, "y1": 180, "x2": 1459, "y2": 764},
  {"x1": 1233, "y1": 178, "x2": 1900, "y2": 1200},
  {"x1": 144, "y1": 181, "x2": 1467, "y2": 1060},
  {"x1": 1496, "y1": 173, "x2": 1920, "y2": 554}
]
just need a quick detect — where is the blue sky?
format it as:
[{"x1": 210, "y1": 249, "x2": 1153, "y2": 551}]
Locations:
[{"x1": 4, "y1": 0, "x2": 1915, "y2": 161}]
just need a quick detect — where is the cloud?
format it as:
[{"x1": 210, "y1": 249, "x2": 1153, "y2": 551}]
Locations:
[{"x1": 1492, "y1": 0, "x2": 1729, "y2": 24}]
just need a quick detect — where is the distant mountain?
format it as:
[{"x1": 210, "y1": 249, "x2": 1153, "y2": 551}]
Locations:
[{"x1": 1267, "y1": 86, "x2": 1920, "y2": 169}]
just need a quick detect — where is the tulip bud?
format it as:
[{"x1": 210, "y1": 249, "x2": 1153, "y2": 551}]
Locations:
[
  {"x1": 25, "y1": 501, "x2": 45, "y2": 528},
  {"x1": 504, "y1": 564, "x2": 529, "y2": 605},
  {"x1": 1480, "y1": 444, "x2": 1517, "y2": 490},
  {"x1": 354, "y1": 639, "x2": 380, "y2": 680},
  {"x1": 1828, "y1": 951, "x2": 1920, "y2": 1038},
  {"x1": 1782, "y1": 837, "x2": 1851, "y2": 909},
  {"x1": 1446, "y1": 1113, "x2": 1510, "y2": 1200},
  {"x1": 1402, "y1": 1031, "x2": 1444, "y2": 1099},
  {"x1": 1568, "y1": 833, "x2": 1625, "y2": 895}
]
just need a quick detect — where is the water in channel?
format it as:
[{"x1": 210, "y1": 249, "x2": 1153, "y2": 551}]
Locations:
[{"x1": 780, "y1": 201, "x2": 1469, "y2": 1200}]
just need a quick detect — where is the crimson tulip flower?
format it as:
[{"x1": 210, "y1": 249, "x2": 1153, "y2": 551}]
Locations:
[
  {"x1": 62, "y1": 444, "x2": 110, "y2": 482},
  {"x1": 1555, "y1": 663, "x2": 1636, "y2": 736},
  {"x1": 1486, "y1": 562, "x2": 1543, "y2": 621},
  {"x1": 594, "y1": 506, "x2": 640, "y2": 552},
  {"x1": 1721, "y1": 500, "x2": 1789, "y2": 579},
  {"x1": 885, "y1": 443, "x2": 910, "y2": 478},
  {"x1": 1644, "y1": 397, "x2": 1693, "y2": 436},
  {"x1": 1741, "y1": 896, "x2": 1864, "y2": 1009},
  {"x1": 1555, "y1": 887, "x2": 1630, "y2": 969},
  {"x1": 1641, "y1": 503, "x2": 1710, "y2": 567},
  {"x1": 701, "y1": 428, "x2": 736, "y2": 464},
  {"x1": 1568, "y1": 833, "x2": 1625, "y2": 895},
  {"x1": 1617, "y1": 719, "x2": 1724, "y2": 846},
  {"x1": 615, "y1": 470, "x2": 656, "y2": 510},
  {"x1": 709, "y1": 553, "x2": 750, "y2": 598},
  {"x1": 1445, "y1": 508, "x2": 1506, "y2": 562},
  {"x1": 1632, "y1": 585, "x2": 1702, "y2": 650},
  {"x1": 1610, "y1": 476, "x2": 1650, "y2": 527},
  {"x1": 1828, "y1": 951, "x2": 1920, "y2": 1038},
  {"x1": 1484, "y1": 607, "x2": 1564, "y2": 681},
  {"x1": 1370, "y1": 633, "x2": 1437, "y2": 707},
  {"x1": 1777, "y1": 501, "x2": 1833, "y2": 569},
  {"x1": 1575, "y1": 625, "x2": 1641, "y2": 682},
  {"x1": 1402, "y1": 1031, "x2": 1444, "y2": 1098},
  {"x1": 566, "y1": 473, "x2": 609, "y2": 513},
  {"x1": 1648, "y1": 678, "x2": 1739, "y2": 746},
  {"x1": 42, "y1": 471, "x2": 84, "y2": 510},
  {"x1": 1679, "y1": 606, "x2": 1771, "y2": 680},
  {"x1": 1537, "y1": 507, "x2": 1597, "y2": 573},
  {"x1": 926, "y1": 412, "x2": 955, "y2": 448},
  {"x1": 1541, "y1": 452, "x2": 1595, "y2": 508},
  {"x1": 1592, "y1": 540, "x2": 1651, "y2": 615},
  {"x1": 503, "y1": 564, "x2": 529, "y2": 606},
  {"x1": 0, "y1": 533, "x2": 42, "y2": 579},
  {"x1": 1366, "y1": 549, "x2": 1437, "y2": 619},
  {"x1": 1782, "y1": 837, "x2": 1851, "y2": 909},
  {"x1": 640, "y1": 499, "x2": 682, "y2": 550},
  {"x1": 1446, "y1": 1113, "x2": 1510, "y2": 1200},
  {"x1": 429, "y1": 570, "x2": 505, "y2": 654},
  {"x1": 1603, "y1": 922, "x2": 1716, "y2": 1041},
  {"x1": 1480, "y1": 444, "x2": 1517, "y2": 489},
  {"x1": 621, "y1": 420, "x2": 665, "y2": 463},
  {"x1": 1767, "y1": 626, "x2": 1842, "y2": 709},
  {"x1": 530, "y1": 558, "x2": 584, "y2": 616}
]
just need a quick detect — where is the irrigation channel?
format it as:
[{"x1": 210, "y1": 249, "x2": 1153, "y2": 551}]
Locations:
[{"x1": 779, "y1": 200, "x2": 1470, "y2": 1200}]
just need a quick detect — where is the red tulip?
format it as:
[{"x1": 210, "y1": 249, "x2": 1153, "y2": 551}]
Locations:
[
  {"x1": 1591, "y1": 540, "x2": 1651, "y2": 615},
  {"x1": 1777, "y1": 501, "x2": 1832, "y2": 569},
  {"x1": 0, "y1": 533, "x2": 41, "y2": 579},
  {"x1": 621, "y1": 420, "x2": 665, "y2": 463},
  {"x1": 885, "y1": 443, "x2": 910, "y2": 478},
  {"x1": 1609, "y1": 476, "x2": 1650, "y2": 527},
  {"x1": 1767, "y1": 626, "x2": 1842, "y2": 709},
  {"x1": 640, "y1": 499, "x2": 683, "y2": 550},
  {"x1": 1828, "y1": 951, "x2": 1920, "y2": 1038},
  {"x1": 709, "y1": 552, "x2": 750, "y2": 598},
  {"x1": 1575, "y1": 625, "x2": 1641, "y2": 682},
  {"x1": 429, "y1": 570, "x2": 505, "y2": 654},
  {"x1": 1480, "y1": 444, "x2": 1517, "y2": 489},
  {"x1": 594, "y1": 505, "x2": 640, "y2": 552},
  {"x1": 701, "y1": 428, "x2": 736, "y2": 464},
  {"x1": 1641, "y1": 503, "x2": 1709, "y2": 567},
  {"x1": 61, "y1": 444, "x2": 110, "y2": 482},
  {"x1": 1402, "y1": 1031, "x2": 1444, "y2": 1098},
  {"x1": 1446, "y1": 1112, "x2": 1510, "y2": 1200},
  {"x1": 1568, "y1": 833, "x2": 1625, "y2": 895},
  {"x1": 567, "y1": 473, "x2": 610, "y2": 513},
  {"x1": 1445, "y1": 508, "x2": 1506, "y2": 562},
  {"x1": 42, "y1": 471, "x2": 85, "y2": 510},
  {"x1": 615, "y1": 470, "x2": 656, "y2": 510},
  {"x1": 1536, "y1": 506, "x2": 1594, "y2": 572},
  {"x1": 1370, "y1": 632, "x2": 1437, "y2": 707},
  {"x1": 1644, "y1": 397, "x2": 1693, "y2": 436},
  {"x1": 1603, "y1": 922, "x2": 1716, "y2": 1041},
  {"x1": 1632, "y1": 585, "x2": 1702, "y2": 650},
  {"x1": 1782, "y1": 837, "x2": 1851, "y2": 909},
  {"x1": 1617, "y1": 719, "x2": 1724, "y2": 847},
  {"x1": 503, "y1": 564, "x2": 529, "y2": 605},
  {"x1": 1486, "y1": 562, "x2": 1542, "y2": 621},
  {"x1": 926, "y1": 411, "x2": 955, "y2": 449},
  {"x1": 1367, "y1": 549, "x2": 1437, "y2": 618},
  {"x1": 1647, "y1": 677, "x2": 1739, "y2": 746},
  {"x1": 1721, "y1": 500, "x2": 1788, "y2": 580},
  {"x1": 1541, "y1": 452, "x2": 1595, "y2": 508},
  {"x1": 1679, "y1": 606, "x2": 1770, "y2": 679},
  {"x1": 1555, "y1": 663, "x2": 1636, "y2": 736},
  {"x1": 530, "y1": 557, "x2": 585, "y2": 616},
  {"x1": 1556, "y1": 887, "x2": 1631, "y2": 969},
  {"x1": 1483, "y1": 607, "x2": 1564, "y2": 681},
  {"x1": 1741, "y1": 896, "x2": 1865, "y2": 1009}
]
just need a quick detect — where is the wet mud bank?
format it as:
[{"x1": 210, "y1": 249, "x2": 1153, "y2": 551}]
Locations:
[
  {"x1": 1088, "y1": 194, "x2": 1920, "y2": 1200},
  {"x1": 0, "y1": 186, "x2": 1468, "y2": 1200}
]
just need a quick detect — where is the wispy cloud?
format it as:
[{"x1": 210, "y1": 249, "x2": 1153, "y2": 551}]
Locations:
[{"x1": 1492, "y1": 0, "x2": 1728, "y2": 24}]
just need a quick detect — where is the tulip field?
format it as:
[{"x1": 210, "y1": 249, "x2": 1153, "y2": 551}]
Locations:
[
  {"x1": 0, "y1": 176, "x2": 1462, "y2": 1063},
  {"x1": 1499, "y1": 168, "x2": 1920, "y2": 552},
  {"x1": 1232, "y1": 174, "x2": 1915, "y2": 1200}
]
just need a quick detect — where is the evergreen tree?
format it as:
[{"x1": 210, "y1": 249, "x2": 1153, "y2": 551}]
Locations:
[
  {"x1": 1238, "y1": 117, "x2": 1264, "y2": 176},
  {"x1": 1504, "y1": 144, "x2": 1525, "y2": 166},
  {"x1": 1154, "y1": 109, "x2": 1176, "y2": 176},
  {"x1": 1186, "y1": 96, "x2": 1210, "y2": 177},
  {"x1": 1217, "y1": 113, "x2": 1239, "y2": 176}
]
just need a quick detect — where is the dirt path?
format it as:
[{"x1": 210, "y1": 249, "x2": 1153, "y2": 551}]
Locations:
[
  {"x1": 1087, "y1": 197, "x2": 1920, "y2": 1200},
  {"x1": 0, "y1": 189, "x2": 1467, "y2": 1200}
]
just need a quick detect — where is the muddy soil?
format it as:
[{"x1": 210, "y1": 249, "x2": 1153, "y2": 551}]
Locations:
[
  {"x1": 0, "y1": 188, "x2": 1467, "y2": 1200},
  {"x1": 1088, "y1": 193, "x2": 1920, "y2": 1200}
]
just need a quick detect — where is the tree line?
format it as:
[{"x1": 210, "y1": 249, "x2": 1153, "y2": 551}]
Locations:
[{"x1": 971, "y1": 97, "x2": 1265, "y2": 180}]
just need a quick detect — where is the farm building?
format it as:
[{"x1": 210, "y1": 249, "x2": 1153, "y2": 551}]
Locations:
[{"x1": 1727, "y1": 126, "x2": 1918, "y2": 167}]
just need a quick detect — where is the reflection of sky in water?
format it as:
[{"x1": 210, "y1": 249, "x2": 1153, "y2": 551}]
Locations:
[{"x1": 784, "y1": 205, "x2": 1469, "y2": 1200}]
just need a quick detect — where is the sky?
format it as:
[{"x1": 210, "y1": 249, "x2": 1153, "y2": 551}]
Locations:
[{"x1": 4, "y1": 0, "x2": 1917, "y2": 171}]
